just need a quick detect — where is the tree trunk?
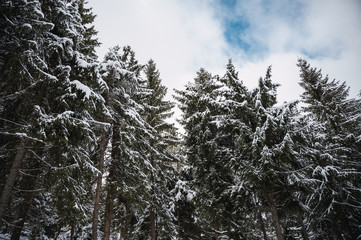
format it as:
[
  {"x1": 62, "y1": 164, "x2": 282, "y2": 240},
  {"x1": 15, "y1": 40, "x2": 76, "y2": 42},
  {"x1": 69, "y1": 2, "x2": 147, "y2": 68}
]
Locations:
[
  {"x1": 103, "y1": 171, "x2": 115, "y2": 240},
  {"x1": 267, "y1": 192, "x2": 284, "y2": 240},
  {"x1": 258, "y1": 213, "x2": 268, "y2": 240},
  {"x1": 215, "y1": 230, "x2": 219, "y2": 240},
  {"x1": 0, "y1": 85, "x2": 45, "y2": 226},
  {"x1": 104, "y1": 124, "x2": 120, "y2": 240},
  {"x1": 10, "y1": 192, "x2": 32, "y2": 240},
  {"x1": 70, "y1": 225, "x2": 74, "y2": 240},
  {"x1": 0, "y1": 138, "x2": 30, "y2": 224},
  {"x1": 150, "y1": 208, "x2": 156, "y2": 240},
  {"x1": 297, "y1": 212, "x2": 309, "y2": 240},
  {"x1": 150, "y1": 167, "x2": 157, "y2": 240},
  {"x1": 91, "y1": 128, "x2": 107, "y2": 240}
]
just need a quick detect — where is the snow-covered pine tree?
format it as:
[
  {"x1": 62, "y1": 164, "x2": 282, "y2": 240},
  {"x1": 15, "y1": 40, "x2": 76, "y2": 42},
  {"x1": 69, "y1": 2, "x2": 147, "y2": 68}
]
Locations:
[
  {"x1": 75, "y1": 1, "x2": 109, "y2": 239},
  {"x1": 0, "y1": 0, "x2": 106, "y2": 237},
  {"x1": 136, "y1": 59, "x2": 179, "y2": 239},
  {"x1": 0, "y1": 0, "x2": 55, "y2": 228},
  {"x1": 248, "y1": 68, "x2": 285, "y2": 240},
  {"x1": 34, "y1": 1, "x2": 107, "y2": 237},
  {"x1": 216, "y1": 60, "x2": 258, "y2": 238},
  {"x1": 238, "y1": 67, "x2": 311, "y2": 240},
  {"x1": 174, "y1": 68, "x2": 232, "y2": 238},
  {"x1": 101, "y1": 46, "x2": 163, "y2": 239},
  {"x1": 297, "y1": 59, "x2": 361, "y2": 239},
  {"x1": 78, "y1": 0, "x2": 101, "y2": 60}
]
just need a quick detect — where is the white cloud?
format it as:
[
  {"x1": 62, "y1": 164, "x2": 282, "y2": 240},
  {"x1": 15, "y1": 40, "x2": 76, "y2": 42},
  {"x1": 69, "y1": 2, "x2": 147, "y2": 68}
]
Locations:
[
  {"x1": 88, "y1": 0, "x2": 361, "y2": 121},
  {"x1": 89, "y1": 0, "x2": 231, "y2": 97},
  {"x1": 230, "y1": 0, "x2": 361, "y2": 98}
]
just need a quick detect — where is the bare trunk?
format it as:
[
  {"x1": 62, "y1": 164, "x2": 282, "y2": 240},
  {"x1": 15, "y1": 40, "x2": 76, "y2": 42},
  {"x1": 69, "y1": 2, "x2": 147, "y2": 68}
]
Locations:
[
  {"x1": 150, "y1": 168, "x2": 156, "y2": 240},
  {"x1": 103, "y1": 172, "x2": 115, "y2": 240},
  {"x1": 70, "y1": 225, "x2": 74, "y2": 240},
  {"x1": 267, "y1": 193, "x2": 284, "y2": 240},
  {"x1": 10, "y1": 193, "x2": 32, "y2": 240},
  {"x1": 104, "y1": 124, "x2": 120, "y2": 240},
  {"x1": 91, "y1": 128, "x2": 107, "y2": 240},
  {"x1": 150, "y1": 208, "x2": 156, "y2": 240},
  {"x1": 258, "y1": 213, "x2": 268, "y2": 240},
  {"x1": 0, "y1": 138, "x2": 30, "y2": 224},
  {"x1": 297, "y1": 212, "x2": 309, "y2": 240}
]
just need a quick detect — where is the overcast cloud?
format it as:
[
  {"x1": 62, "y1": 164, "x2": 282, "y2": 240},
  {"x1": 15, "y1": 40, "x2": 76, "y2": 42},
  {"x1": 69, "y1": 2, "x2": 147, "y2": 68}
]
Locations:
[{"x1": 89, "y1": 0, "x2": 361, "y2": 110}]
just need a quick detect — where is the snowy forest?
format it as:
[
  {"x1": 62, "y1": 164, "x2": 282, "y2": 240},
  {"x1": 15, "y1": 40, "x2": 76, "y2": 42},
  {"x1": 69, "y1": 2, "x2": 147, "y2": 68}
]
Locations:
[{"x1": 0, "y1": 1, "x2": 361, "y2": 239}]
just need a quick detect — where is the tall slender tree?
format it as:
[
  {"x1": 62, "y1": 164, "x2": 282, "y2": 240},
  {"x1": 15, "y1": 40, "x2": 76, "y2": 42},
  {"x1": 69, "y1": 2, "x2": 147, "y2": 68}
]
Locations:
[
  {"x1": 138, "y1": 59, "x2": 179, "y2": 239},
  {"x1": 0, "y1": 0, "x2": 106, "y2": 237},
  {"x1": 175, "y1": 68, "x2": 233, "y2": 238},
  {"x1": 297, "y1": 59, "x2": 361, "y2": 239},
  {"x1": 101, "y1": 46, "x2": 160, "y2": 239},
  {"x1": 0, "y1": 0, "x2": 53, "y2": 225},
  {"x1": 216, "y1": 60, "x2": 256, "y2": 238}
]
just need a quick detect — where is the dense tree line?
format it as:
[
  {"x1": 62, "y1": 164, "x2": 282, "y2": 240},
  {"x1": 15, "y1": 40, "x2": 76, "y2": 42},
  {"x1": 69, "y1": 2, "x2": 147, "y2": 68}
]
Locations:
[
  {"x1": 174, "y1": 60, "x2": 361, "y2": 239},
  {"x1": 0, "y1": 1, "x2": 360, "y2": 239}
]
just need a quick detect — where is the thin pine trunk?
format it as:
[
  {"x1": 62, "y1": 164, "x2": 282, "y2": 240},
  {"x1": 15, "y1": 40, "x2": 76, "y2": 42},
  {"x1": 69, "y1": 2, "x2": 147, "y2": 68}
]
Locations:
[
  {"x1": 267, "y1": 192, "x2": 284, "y2": 240},
  {"x1": 70, "y1": 225, "x2": 74, "y2": 240},
  {"x1": 150, "y1": 208, "x2": 156, "y2": 240},
  {"x1": 11, "y1": 142, "x2": 43, "y2": 239},
  {"x1": 258, "y1": 213, "x2": 268, "y2": 240},
  {"x1": 214, "y1": 224, "x2": 220, "y2": 240},
  {"x1": 150, "y1": 168, "x2": 156, "y2": 240},
  {"x1": 104, "y1": 124, "x2": 120, "y2": 240},
  {"x1": 103, "y1": 170, "x2": 115, "y2": 240},
  {"x1": 91, "y1": 128, "x2": 107, "y2": 240},
  {"x1": 10, "y1": 192, "x2": 32, "y2": 240},
  {"x1": 0, "y1": 138, "x2": 30, "y2": 224},
  {"x1": 297, "y1": 212, "x2": 309, "y2": 240}
]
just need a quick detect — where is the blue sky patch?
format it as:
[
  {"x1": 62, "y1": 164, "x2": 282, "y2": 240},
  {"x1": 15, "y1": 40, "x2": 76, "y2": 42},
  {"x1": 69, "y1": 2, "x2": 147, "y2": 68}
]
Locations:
[{"x1": 224, "y1": 20, "x2": 250, "y2": 51}]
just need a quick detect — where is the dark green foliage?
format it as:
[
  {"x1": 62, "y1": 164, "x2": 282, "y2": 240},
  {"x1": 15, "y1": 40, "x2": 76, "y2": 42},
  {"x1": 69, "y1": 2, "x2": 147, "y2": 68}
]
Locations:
[
  {"x1": 0, "y1": 0, "x2": 106, "y2": 237},
  {"x1": 1, "y1": 1, "x2": 360, "y2": 238},
  {"x1": 78, "y1": 0, "x2": 101, "y2": 59},
  {"x1": 175, "y1": 68, "x2": 236, "y2": 238},
  {"x1": 139, "y1": 59, "x2": 179, "y2": 238},
  {"x1": 297, "y1": 59, "x2": 361, "y2": 239}
]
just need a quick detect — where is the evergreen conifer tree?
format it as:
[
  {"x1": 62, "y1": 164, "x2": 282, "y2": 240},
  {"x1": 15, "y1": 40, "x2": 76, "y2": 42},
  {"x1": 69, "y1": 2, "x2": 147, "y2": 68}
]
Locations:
[
  {"x1": 217, "y1": 60, "x2": 257, "y2": 238},
  {"x1": 137, "y1": 59, "x2": 179, "y2": 239},
  {"x1": 101, "y1": 46, "x2": 164, "y2": 239},
  {"x1": 297, "y1": 59, "x2": 361, "y2": 239},
  {"x1": 0, "y1": 0, "x2": 106, "y2": 237},
  {"x1": 229, "y1": 67, "x2": 311, "y2": 240},
  {"x1": 0, "y1": 0, "x2": 55, "y2": 227},
  {"x1": 174, "y1": 68, "x2": 232, "y2": 238}
]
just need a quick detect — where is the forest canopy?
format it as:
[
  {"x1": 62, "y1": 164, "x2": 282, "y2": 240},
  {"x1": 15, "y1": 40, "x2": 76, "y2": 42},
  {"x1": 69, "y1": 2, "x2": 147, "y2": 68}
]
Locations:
[{"x1": 0, "y1": 1, "x2": 360, "y2": 239}]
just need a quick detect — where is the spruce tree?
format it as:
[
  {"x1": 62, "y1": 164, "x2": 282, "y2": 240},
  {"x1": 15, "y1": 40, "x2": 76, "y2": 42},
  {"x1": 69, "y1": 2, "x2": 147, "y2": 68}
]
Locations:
[
  {"x1": 138, "y1": 59, "x2": 179, "y2": 239},
  {"x1": 0, "y1": 0, "x2": 54, "y2": 226},
  {"x1": 174, "y1": 68, "x2": 232, "y2": 238},
  {"x1": 0, "y1": 0, "x2": 106, "y2": 237},
  {"x1": 34, "y1": 1, "x2": 105, "y2": 236},
  {"x1": 217, "y1": 60, "x2": 257, "y2": 238},
  {"x1": 231, "y1": 67, "x2": 311, "y2": 240},
  {"x1": 297, "y1": 59, "x2": 361, "y2": 239},
  {"x1": 101, "y1": 46, "x2": 162, "y2": 239}
]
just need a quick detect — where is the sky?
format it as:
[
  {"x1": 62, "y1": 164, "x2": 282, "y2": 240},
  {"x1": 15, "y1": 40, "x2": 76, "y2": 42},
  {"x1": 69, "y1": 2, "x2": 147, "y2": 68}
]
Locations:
[{"x1": 88, "y1": 0, "x2": 361, "y2": 124}]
